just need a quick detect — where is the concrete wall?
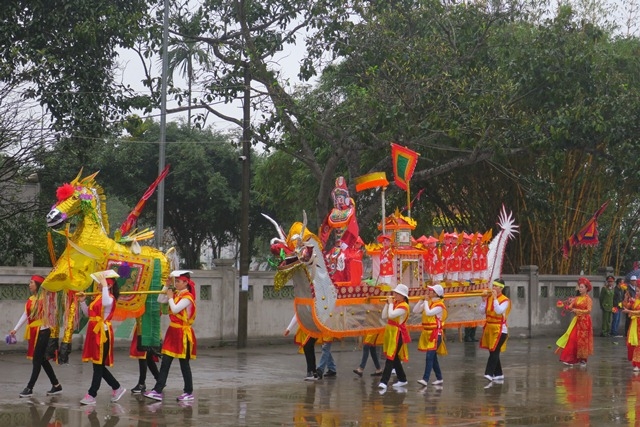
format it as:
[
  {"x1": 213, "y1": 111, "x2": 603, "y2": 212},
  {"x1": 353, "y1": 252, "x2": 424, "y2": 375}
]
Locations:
[{"x1": 0, "y1": 264, "x2": 614, "y2": 349}]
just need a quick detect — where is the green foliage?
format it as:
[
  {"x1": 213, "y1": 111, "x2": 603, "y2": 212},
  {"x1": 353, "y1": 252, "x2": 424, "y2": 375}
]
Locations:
[
  {"x1": 253, "y1": 0, "x2": 640, "y2": 273},
  {"x1": 0, "y1": 211, "x2": 50, "y2": 266},
  {"x1": 35, "y1": 120, "x2": 246, "y2": 268},
  {"x1": 0, "y1": 0, "x2": 155, "y2": 138}
]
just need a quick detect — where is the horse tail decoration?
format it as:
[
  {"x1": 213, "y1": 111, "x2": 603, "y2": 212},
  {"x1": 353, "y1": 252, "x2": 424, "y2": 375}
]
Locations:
[{"x1": 483, "y1": 205, "x2": 519, "y2": 283}]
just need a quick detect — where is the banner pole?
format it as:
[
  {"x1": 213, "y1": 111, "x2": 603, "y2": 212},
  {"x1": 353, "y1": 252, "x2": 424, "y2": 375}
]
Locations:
[
  {"x1": 407, "y1": 181, "x2": 411, "y2": 218},
  {"x1": 381, "y1": 186, "x2": 387, "y2": 236}
]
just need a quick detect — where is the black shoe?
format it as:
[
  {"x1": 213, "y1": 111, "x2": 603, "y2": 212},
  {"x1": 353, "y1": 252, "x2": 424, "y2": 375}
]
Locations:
[
  {"x1": 131, "y1": 384, "x2": 146, "y2": 394},
  {"x1": 46, "y1": 384, "x2": 62, "y2": 396},
  {"x1": 315, "y1": 368, "x2": 323, "y2": 380},
  {"x1": 19, "y1": 387, "x2": 33, "y2": 398},
  {"x1": 325, "y1": 370, "x2": 337, "y2": 377}
]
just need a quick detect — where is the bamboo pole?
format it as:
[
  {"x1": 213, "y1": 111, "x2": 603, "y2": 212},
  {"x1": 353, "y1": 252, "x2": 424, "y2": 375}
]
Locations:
[
  {"x1": 77, "y1": 290, "x2": 167, "y2": 297},
  {"x1": 371, "y1": 290, "x2": 489, "y2": 302}
]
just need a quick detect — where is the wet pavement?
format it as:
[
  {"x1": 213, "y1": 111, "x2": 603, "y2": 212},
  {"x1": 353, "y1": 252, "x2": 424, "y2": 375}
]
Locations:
[{"x1": 0, "y1": 335, "x2": 637, "y2": 426}]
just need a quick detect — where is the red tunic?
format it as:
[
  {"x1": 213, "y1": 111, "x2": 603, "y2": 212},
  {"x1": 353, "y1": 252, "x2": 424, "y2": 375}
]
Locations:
[
  {"x1": 162, "y1": 291, "x2": 197, "y2": 359},
  {"x1": 379, "y1": 247, "x2": 394, "y2": 277},
  {"x1": 81, "y1": 295, "x2": 115, "y2": 366},
  {"x1": 24, "y1": 297, "x2": 44, "y2": 360}
]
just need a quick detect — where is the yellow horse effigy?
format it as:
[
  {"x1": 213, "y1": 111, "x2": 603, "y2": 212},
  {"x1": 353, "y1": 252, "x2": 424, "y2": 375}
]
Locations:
[{"x1": 41, "y1": 169, "x2": 177, "y2": 361}]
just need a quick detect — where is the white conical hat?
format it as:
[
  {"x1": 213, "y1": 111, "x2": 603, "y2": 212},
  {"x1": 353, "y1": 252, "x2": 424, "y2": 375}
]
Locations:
[
  {"x1": 90, "y1": 269, "x2": 120, "y2": 283},
  {"x1": 170, "y1": 270, "x2": 193, "y2": 278}
]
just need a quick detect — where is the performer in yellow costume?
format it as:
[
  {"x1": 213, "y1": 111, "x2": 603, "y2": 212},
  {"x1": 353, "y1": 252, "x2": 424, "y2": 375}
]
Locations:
[
  {"x1": 378, "y1": 284, "x2": 411, "y2": 391},
  {"x1": 413, "y1": 284, "x2": 448, "y2": 387},
  {"x1": 480, "y1": 278, "x2": 511, "y2": 382},
  {"x1": 625, "y1": 295, "x2": 640, "y2": 371}
]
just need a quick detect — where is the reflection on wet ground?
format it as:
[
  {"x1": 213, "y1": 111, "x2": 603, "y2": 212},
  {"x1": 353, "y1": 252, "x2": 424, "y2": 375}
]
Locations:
[{"x1": 0, "y1": 336, "x2": 637, "y2": 425}]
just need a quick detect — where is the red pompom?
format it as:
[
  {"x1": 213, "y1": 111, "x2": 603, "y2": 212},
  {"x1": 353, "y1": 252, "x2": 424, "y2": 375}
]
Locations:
[{"x1": 56, "y1": 183, "x2": 76, "y2": 201}]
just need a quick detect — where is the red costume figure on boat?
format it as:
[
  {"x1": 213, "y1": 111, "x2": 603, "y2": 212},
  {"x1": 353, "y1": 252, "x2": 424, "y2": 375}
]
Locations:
[
  {"x1": 377, "y1": 234, "x2": 394, "y2": 285},
  {"x1": 319, "y1": 176, "x2": 360, "y2": 284},
  {"x1": 459, "y1": 233, "x2": 473, "y2": 281},
  {"x1": 443, "y1": 232, "x2": 459, "y2": 282},
  {"x1": 472, "y1": 232, "x2": 488, "y2": 280}
]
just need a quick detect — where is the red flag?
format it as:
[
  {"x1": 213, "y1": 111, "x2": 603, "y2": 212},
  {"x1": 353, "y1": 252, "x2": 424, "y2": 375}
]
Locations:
[
  {"x1": 391, "y1": 143, "x2": 419, "y2": 191},
  {"x1": 562, "y1": 201, "x2": 609, "y2": 258},
  {"x1": 119, "y1": 164, "x2": 171, "y2": 237}
]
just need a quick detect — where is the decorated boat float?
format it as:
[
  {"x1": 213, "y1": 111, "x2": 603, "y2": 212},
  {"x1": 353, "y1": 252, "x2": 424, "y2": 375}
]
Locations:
[{"x1": 265, "y1": 181, "x2": 518, "y2": 339}]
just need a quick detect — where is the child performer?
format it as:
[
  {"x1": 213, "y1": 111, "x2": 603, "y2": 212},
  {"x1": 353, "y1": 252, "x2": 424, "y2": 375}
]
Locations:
[
  {"x1": 10, "y1": 275, "x2": 62, "y2": 397},
  {"x1": 378, "y1": 284, "x2": 411, "y2": 391},
  {"x1": 144, "y1": 270, "x2": 197, "y2": 402},
  {"x1": 79, "y1": 270, "x2": 126, "y2": 405},
  {"x1": 480, "y1": 278, "x2": 511, "y2": 380},
  {"x1": 413, "y1": 284, "x2": 448, "y2": 387}
]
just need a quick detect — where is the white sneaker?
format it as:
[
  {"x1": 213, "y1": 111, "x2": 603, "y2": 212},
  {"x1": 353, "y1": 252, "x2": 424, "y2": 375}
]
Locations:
[
  {"x1": 378, "y1": 383, "x2": 387, "y2": 389},
  {"x1": 80, "y1": 394, "x2": 96, "y2": 405},
  {"x1": 484, "y1": 374, "x2": 493, "y2": 381},
  {"x1": 492, "y1": 375, "x2": 504, "y2": 380},
  {"x1": 417, "y1": 379, "x2": 428, "y2": 387},
  {"x1": 634, "y1": 367, "x2": 640, "y2": 372},
  {"x1": 111, "y1": 387, "x2": 127, "y2": 402},
  {"x1": 392, "y1": 381, "x2": 408, "y2": 388},
  {"x1": 432, "y1": 379, "x2": 444, "y2": 385}
]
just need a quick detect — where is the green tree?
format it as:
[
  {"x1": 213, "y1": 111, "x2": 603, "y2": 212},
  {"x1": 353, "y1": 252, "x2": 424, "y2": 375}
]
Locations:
[
  {"x1": 167, "y1": 8, "x2": 212, "y2": 128},
  {"x1": 0, "y1": 0, "x2": 155, "y2": 139},
  {"x1": 254, "y1": 1, "x2": 640, "y2": 275},
  {"x1": 101, "y1": 121, "x2": 244, "y2": 268}
]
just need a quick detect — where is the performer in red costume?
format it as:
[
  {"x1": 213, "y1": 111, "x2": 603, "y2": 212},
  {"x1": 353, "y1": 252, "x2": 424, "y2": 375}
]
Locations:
[
  {"x1": 10, "y1": 275, "x2": 62, "y2": 398},
  {"x1": 319, "y1": 176, "x2": 361, "y2": 284},
  {"x1": 144, "y1": 270, "x2": 197, "y2": 402},
  {"x1": 556, "y1": 277, "x2": 593, "y2": 367},
  {"x1": 79, "y1": 270, "x2": 126, "y2": 405}
]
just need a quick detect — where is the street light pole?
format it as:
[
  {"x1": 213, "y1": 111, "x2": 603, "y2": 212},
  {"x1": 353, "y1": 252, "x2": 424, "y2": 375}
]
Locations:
[
  {"x1": 237, "y1": 66, "x2": 251, "y2": 348},
  {"x1": 156, "y1": 0, "x2": 169, "y2": 250}
]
